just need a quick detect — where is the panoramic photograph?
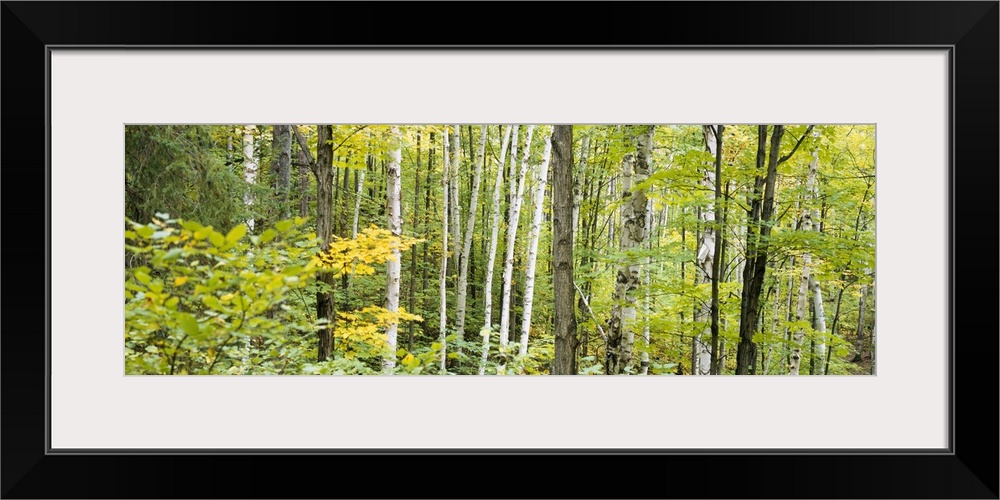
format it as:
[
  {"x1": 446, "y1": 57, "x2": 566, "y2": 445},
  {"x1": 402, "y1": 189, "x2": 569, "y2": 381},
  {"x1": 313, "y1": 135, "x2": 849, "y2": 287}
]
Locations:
[{"x1": 125, "y1": 124, "x2": 875, "y2": 375}]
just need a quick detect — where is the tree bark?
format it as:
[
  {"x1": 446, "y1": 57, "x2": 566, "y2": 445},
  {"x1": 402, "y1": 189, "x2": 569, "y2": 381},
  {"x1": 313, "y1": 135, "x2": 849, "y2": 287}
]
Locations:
[
  {"x1": 296, "y1": 125, "x2": 337, "y2": 362},
  {"x1": 552, "y1": 125, "x2": 578, "y2": 375},
  {"x1": 456, "y1": 125, "x2": 487, "y2": 352},
  {"x1": 271, "y1": 125, "x2": 292, "y2": 219},
  {"x1": 439, "y1": 131, "x2": 451, "y2": 372},
  {"x1": 736, "y1": 125, "x2": 782, "y2": 374},
  {"x1": 408, "y1": 132, "x2": 421, "y2": 352},
  {"x1": 606, "y1": 125, "x2": 654, "y2": 375},
  {"x1": 242, "y1": 125, "x2": 258, "y2": 232},
  {"x1": 480, "y1": 126, "x2": 513, "y2": 374},
  {"x1": 449, "y1": 125, "x2": 462, "y2": 278},
  {"x1": 791, "y1": 146, "x2": 825, "y2": 375},
  {"x1": 572, "y1": 135, "x2": 590, "y2": 242},
  {"x1": 694, "y1": 125, "x2": 719, "y2": 375},
  {"x1": 709, "y1": 125, "x2": 725, "y2": 375},
  {"x1": 519, "y1": 132, "x2": 553, "y2": 356},
  {"x1": 383, "y1": 127, "x2": 403, "y2": 373},
  {"x1": 499, "y1": 125, "x2": 535, "y2": 370}
]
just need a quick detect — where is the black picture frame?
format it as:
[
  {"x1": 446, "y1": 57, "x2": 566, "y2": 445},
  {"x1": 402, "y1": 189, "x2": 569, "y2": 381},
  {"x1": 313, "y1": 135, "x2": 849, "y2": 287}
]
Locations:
[{"x1": 3, "y1": 2, "x2": 996, "y2": 498}]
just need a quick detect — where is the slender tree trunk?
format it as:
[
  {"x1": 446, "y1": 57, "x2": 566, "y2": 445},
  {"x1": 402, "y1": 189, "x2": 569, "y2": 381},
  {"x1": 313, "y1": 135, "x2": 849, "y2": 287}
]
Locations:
[
  {"x1": 242, "y1": 125, "x2": 258, "y2": 232},
  {"x1": 519, "y1": 133, "x2": 553, "y2": 356},
  {"x1": 641, "y1": 198, "x2": 653, "y2": 375},
  {"x1": 439, "y1": 131, "x2": 451, "y2": 372},
  {"x1": 298, "y1": 150, "x2": 310, "y2": 218},
  {"x1": 736, "y1": 125, "x2": 782, "y2": 374},
  {"x1": 790, "y1": 216, "x2": 813, "y2": 376},
  {"x1": 709, "y1": 125, "x2": 725, "y2": 375},
  {"x1": 383, "y1": 127, "x2": 403, "y2": 374},
  {"x1": 498, "y1": 125, "x2": 535, "y2": 370},
  {"x1": 825, "y1": 282, "x2": 848, "y2": 374},
  {"x1": 791, "y1": 146, "x2": 825, "y2": 375},
  {"x1": 353, "y1": 167, "x2": 366, "y2": 238},
  {"x1": 409, "y1": 132, "x2": 421, "y2": 352},
  {"x1": 422, "y1": 134, "x2": 434, "y2": 340},
  {"x1": 694, "y1": 125, "x2": 719, "y2": 375},
  {"x1": 480, "y1": 126, "x2": 513, "y2": 374},
  {"x1": 271, "y1": 125, "x2": 292, "y2": 219},
  {"x1": 855, "y1": 283, "x2": 868, "y2": 361},
  {"x1": 606, "y1": 125, "x2": 654, "y2": 375},
  {"x1": 552, "y1": 125, "x2": 578, "y2": 375},
  {"x1": 456, "y1": 126, "x2": 487, "y2": 354},
  {"x1": 807, "y1": 148, "x2": 827, "y2": 373},
  {"x1": 573, "y1": 135, "x2": 590, "y2": 240},
  {"x1": 449, "y1": 125, "x2": 462, "y2": 278}
]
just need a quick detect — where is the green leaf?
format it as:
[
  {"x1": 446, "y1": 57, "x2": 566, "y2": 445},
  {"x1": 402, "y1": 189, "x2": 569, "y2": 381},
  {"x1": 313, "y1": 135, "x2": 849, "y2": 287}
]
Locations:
[
  {"x1": 259, "y1": 229, "x2": 279, "y2": 244},
  {"x1": 176, "y1": 312, "x2": 199, "y2": 336},
  {"x1": 180, "y1": 220, "x2": 203, "y2": 232},
  {"x1": 209, "y1": 231, "x2": 226, "y2": 247},
  {"x1": 226, "y1": 224, "x2": 247, "y2": 244},
  {"x1": 136, "y1": 226, "x2": 155, "y2": 239},
  {"x1": 275, "y1": 220, "x2": 293, "y2": 233},
  {"x1": 161, "y1": 248, "x2": 184, "y2": 262}
]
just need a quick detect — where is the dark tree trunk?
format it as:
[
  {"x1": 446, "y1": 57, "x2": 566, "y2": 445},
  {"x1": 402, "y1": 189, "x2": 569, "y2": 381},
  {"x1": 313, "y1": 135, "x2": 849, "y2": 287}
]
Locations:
[
  {"x1": 710, "y1": 125, "x2": 724, "y2": 376},
  {"x1": 408, "y1": 132, "x2": 421, "y2": 352},
  {"x1": 736, "y1": 125, "x2": 784, "y2": 374},
  {"x1": 552, "y1": 125, "x2": 578, "y2": 374},
  {"x1": 271, "y1": 125, "x2": 292, "y2": 218},
  {"x1": 308, "y1": 125, "x2": 336, "y2": 361}
]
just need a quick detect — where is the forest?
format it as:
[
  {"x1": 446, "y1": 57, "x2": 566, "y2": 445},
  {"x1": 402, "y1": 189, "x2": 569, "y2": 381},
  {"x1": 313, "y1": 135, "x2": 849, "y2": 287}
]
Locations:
[{"x1": 124, "y1": 124, "x2": 875, "y2": 375}]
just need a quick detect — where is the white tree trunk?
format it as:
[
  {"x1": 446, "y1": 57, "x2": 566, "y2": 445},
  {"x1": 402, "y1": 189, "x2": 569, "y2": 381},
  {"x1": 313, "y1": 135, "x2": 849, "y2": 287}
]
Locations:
[
  {"x1": 607, "y1": 126, "x2": 654, "y2": 374},
  {"x1": 641, "y1": 197, "x2": 653, "y2": 375},
  {"x1": 518, "y1": 132, "x2": 553, "y2": 356},
  {"x1": 456, "y1": 126, "x2": 487, "y2": 349},
  {"x1": 498, "y1": 125, "x2": 535, "y2": 369},
  {"x1": 572, "y1": 135, "x2": 590, "y2": 243},
  {"x1": 242, "y1": 125, "x2": 258, "y2": 232},
  {"x1": 449, "y1": 125, "x2": 462, "y2": 276},
  {"x1": 353, "y1": 168, "x2": 366, "y2": 239},
  {"x1": 806, "y1": 149, "x2": 827, "y2": 372},
  {"x1": 694, "y1": 125, "x2": 718, "y2": 376},
  {"x1": 791, "y1": 147, "x2": 826, "y2": 375},
  {"x1": 383, "y1": 127, "x2": 402, "y2": 374},
  {"x1": 240, "y1": 125, "x2": 257, "y2": 372},
  {"x1": 439, "y1": 131, "x2": 451, "y2": 373},
  {"x1": 790, "y1": 239, "x2": 812, "y2": 376},
  {"x1": 480, "y1": 125, "x2": 513, "y2": 375}
]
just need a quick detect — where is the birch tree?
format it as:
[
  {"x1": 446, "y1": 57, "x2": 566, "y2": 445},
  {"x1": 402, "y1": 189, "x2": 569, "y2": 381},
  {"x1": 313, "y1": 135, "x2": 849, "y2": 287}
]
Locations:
[
  {"x1": 605, "y1": 125, "x2": 654, "y2": 375},
  {"x1": 806, "y1": 148, "x2": 827, "y2": 373},
  {"x1": 449, "y1": 125, "x2": 462, "y2": 276},
  {"x1": 480, "y1": 125, "x2": 513, "y2": 374},
  {"x1": 242, "y1": 125, "x2": 258, "y2": 232},
  {"x1": 694, "y1": 125, "x2": 719, "y2": 375},
  {"x1": 498, "y1": 125, "x2": 534, "y2": 368},
  {"x1": 519, "y1": 132, "x2": 553, "y2": 356},
  {"x1": 455, "y1": 125, "x2": 487, "y2": 350},
  {"x1": 572, "y1": 135, "x2": 590, "y2": 240},
  {"x1": 383, "y1": 127, "x2": 403, "y2": 373},
  {"x1": 789, "y1": 145, "x2": 827, "y2": 374}
]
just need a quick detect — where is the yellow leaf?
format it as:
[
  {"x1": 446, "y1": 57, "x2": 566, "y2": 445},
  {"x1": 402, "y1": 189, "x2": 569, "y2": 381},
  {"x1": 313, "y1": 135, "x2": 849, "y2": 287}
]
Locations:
[{"x1": 174, "y1": 276, "x2": 188, "y2": 286}]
